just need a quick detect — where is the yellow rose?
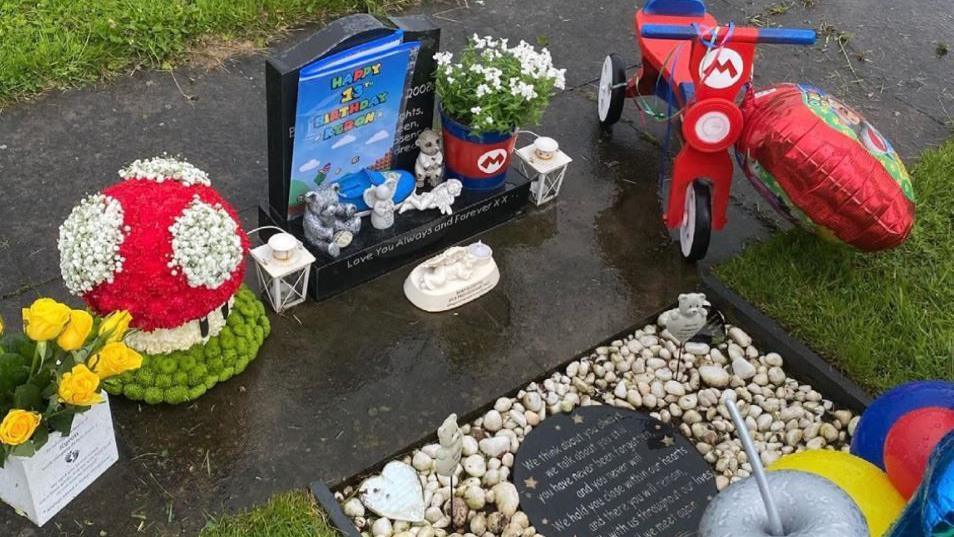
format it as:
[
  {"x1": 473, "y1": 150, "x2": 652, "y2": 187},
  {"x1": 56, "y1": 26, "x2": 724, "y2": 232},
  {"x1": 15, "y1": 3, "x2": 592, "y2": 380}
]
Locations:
[
  {"x1": 0, "y1": 409, "x2": 42, "y2": 446},
  {"x1": 57, "y1": 309, "x2": 94, "y2": 351},
  {"x1": 58, "y1": 364, "x2": 103, "y2": 406},
  {"x1": 99, "y1": 310, "x2": 132, "y2": 343},
  {"x1": 89, "y1": 342, "x2": 143, "y2": 379},
  {"x1": 22, "y1": 298, "x2": 71, "y2": 342}
]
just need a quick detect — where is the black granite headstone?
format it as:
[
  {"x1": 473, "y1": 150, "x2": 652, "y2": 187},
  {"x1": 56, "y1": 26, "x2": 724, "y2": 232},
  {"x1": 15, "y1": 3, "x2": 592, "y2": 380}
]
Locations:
[
  {"x1": 264, "y1": 14, "x2": 440, "y2": 227},
  {"x1": 514, "y1": 406, "x2": 716, "y2": 537}
]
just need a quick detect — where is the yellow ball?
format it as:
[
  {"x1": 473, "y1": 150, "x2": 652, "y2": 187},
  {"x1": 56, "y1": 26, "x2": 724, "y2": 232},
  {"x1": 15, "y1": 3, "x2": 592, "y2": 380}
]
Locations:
[{"x1": 769, "y1": 450, "x2": 905, "y2": 537}]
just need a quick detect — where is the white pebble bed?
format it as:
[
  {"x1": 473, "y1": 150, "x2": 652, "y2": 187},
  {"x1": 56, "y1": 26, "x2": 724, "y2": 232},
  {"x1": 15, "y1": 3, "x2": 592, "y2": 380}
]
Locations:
[{"x1": 335, "y1": 319, "x2": 859, "y2": 537}]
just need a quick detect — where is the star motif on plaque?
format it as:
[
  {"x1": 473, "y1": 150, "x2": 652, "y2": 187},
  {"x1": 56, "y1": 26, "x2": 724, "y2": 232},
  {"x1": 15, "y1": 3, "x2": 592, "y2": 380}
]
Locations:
[
  {"x1": 572, "y1": 414, "x2": 584, "y2": 425},
  {"x1": 524, "y1": 477, "x2": 539, "y2": 489},
  {"x1": 542, "y1": 518, "x2": 549, "y2": 525},
  {"x1": 661, "y1": 435, "x2": 675, "y2": 447},
  {"x1": 554, "y1": 425, "x2": 561, "y2": 431}
]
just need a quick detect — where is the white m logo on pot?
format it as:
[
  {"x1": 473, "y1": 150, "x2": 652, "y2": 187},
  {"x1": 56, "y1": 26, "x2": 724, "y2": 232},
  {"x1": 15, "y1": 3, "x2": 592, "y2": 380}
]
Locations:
[{"x1": 477, "y1": 149, "x2": 508, "y2": 174}]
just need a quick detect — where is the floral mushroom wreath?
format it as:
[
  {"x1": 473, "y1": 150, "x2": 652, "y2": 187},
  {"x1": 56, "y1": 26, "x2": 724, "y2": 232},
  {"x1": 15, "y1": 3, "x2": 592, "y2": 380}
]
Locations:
[{"x1": 58, "y1": 157, "x2": 249, "y2": 355}]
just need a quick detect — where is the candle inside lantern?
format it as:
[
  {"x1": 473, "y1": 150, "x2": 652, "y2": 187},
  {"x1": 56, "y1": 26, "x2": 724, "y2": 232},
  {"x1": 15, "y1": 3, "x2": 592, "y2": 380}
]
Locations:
[
  {"x1": 268, "y1": 232, "x2": 298, "y2": 262},
  {"x1": 533, "y1": 137, "x2": 559, "y2": 161}
]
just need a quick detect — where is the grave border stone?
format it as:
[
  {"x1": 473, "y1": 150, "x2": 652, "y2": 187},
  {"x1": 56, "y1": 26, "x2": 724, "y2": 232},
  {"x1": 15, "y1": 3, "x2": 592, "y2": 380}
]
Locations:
[{"x1": 310, "y1": 295, "x2": 872, "y2": 533}]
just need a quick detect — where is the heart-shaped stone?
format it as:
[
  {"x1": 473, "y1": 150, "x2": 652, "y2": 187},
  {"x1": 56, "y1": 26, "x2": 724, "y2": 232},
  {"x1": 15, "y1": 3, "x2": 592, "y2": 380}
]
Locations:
[{"x1": 358, "y1": 461, "x2": 425, "y2": 522}]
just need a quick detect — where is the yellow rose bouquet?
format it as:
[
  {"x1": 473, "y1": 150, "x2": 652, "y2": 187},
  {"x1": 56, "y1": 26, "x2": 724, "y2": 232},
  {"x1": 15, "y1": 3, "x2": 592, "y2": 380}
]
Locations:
[{"x1": 0, "y1": 299, "x2": 141, "y2": 466}]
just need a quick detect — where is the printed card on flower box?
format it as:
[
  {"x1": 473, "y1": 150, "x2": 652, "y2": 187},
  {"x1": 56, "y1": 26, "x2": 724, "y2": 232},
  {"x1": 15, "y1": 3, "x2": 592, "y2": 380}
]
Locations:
[{"x1": 0, "y1": 395, "x2": 118, "y2": 527}]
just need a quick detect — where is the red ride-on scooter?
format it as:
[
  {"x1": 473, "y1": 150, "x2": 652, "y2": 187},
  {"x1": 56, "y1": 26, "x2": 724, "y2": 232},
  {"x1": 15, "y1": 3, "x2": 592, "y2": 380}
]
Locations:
[{"x1": 597, "y1": 0, "x2": 816, "y2": 261}]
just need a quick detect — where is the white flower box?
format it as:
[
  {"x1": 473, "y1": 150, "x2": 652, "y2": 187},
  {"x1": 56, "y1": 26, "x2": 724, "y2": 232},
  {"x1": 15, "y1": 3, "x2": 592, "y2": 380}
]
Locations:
[{"x1": 0, "y1": 395, "x2": 119, "y2": 526}]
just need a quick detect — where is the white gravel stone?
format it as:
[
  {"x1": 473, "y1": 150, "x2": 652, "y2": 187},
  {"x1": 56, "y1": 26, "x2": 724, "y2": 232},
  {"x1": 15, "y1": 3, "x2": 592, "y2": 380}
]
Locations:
[
  {"x1": 463, "y1": 455, "x2": 486, "y2": 477},
  {"x1": 413, "y1": 451, "x2": 433, "y2": 472},
  {"x1": 372, "y1": 517, "x2": 393, "y2": 537},
  {"x1": 699, "y1": 365, "x2": 730, "y2": 388},
  {"x1": 479, "y1": 437, "x2": 511, "y2": 459},
  {"x1": 483, "y1": 410, "x2": 503, "y2": 432},
  {"x1": 664, "y1": 380, "x2": 686, "y2": 396},
  {"x1": 684, "y1": 342, "x2": 710, "y2": 356},
  {"x1": 732, "y1": 358, "x2": 757, "y2": 380},
  {"x1": 492, "y1": 482, "x2": 520, "y2": 516},
  {"x1": 343, "y1": 498, "x2": 365, "y2": 517},
  {"x1": 728, "y1": 327, "x2": 752, "y2": 347},
  {"x1": 462, "y1": 435, "x2": 479, "y2": 456}
]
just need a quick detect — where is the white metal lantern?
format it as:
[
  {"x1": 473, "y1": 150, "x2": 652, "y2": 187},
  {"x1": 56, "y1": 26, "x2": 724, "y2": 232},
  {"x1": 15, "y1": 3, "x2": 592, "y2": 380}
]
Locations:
[
  {"x1": 515, "y1": 136, "x2": 572, "y2": 206},
  {"x1": 249, "y1": 230, "x2": 316, "y2": 313}
]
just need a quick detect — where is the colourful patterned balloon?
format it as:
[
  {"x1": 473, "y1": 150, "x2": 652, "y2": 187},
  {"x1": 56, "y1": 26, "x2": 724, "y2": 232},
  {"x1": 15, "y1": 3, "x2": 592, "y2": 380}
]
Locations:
[{"x1": 736, "y1": 83, "x2": 915, "y2": 251}]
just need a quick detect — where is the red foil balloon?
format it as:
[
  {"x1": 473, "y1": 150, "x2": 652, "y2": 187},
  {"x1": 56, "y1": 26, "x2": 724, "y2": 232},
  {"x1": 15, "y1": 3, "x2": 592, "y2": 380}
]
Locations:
[
  {"x1": 736, "y1": 83, "x2": 915, "y2": 250},
  {"x1": 884, "y1": 407, "x2": 954, "y2": 499}
]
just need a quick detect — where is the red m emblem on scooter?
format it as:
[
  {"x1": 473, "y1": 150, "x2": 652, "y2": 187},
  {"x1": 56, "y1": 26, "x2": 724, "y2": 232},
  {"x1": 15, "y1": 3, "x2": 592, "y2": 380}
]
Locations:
[
  {"x1": 704, "y1": 57, "x2": 738, "y2": 79},
  {"x1": 699, "y1": 48, "x2": 744, "y2": 89}
]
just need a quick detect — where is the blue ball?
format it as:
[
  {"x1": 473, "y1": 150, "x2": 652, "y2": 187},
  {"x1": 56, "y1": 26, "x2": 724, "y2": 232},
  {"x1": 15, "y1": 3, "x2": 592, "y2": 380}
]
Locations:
[{"x1": 851, "y1": 380, "x2": 954, "y2": 469}]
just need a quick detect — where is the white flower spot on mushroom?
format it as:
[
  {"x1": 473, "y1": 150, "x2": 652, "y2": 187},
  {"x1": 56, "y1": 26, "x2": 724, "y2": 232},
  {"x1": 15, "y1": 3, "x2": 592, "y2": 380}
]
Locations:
[
  {"x1": 58, "y1": 194, "x2": 127, "y2": 295},
  {"x1": 168, "y1": 199, "x2": 242, "y2": 288},
  {"x1": 119, "y1": 156, "x2": 211, "y2": 187}
]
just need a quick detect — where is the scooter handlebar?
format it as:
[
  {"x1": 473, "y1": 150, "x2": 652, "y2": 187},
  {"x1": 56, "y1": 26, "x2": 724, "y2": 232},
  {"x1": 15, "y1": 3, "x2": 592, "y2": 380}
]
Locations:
[{"x1": 641, "y1": 24, "x2": 816, "y2": 45}]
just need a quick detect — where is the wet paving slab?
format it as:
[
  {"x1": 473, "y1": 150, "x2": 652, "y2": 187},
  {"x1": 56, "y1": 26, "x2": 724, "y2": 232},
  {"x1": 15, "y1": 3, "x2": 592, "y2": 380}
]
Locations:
[{"x1": 1, "y1": 0, "x2": 950, "y2": 535}]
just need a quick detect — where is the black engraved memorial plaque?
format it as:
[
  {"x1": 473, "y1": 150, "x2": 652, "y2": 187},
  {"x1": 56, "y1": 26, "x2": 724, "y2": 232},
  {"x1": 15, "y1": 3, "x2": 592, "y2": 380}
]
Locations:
[{"x1": 514, "y1": 406, "x2": 716, "y2": 537}]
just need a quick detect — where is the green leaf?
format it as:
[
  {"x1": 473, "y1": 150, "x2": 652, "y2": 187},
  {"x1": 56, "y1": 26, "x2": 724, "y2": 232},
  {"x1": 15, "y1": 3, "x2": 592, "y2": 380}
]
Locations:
[
  {"x1": 47, "y1": 412, "x2": 76, "y2": 436},
  {"x1": 30, "y1": 425, "x2": 49, "y2": 448},
  {"x1": 10, "y1": 442, "x2": 36, "y2": 458},
  {"x1": 13, "y1": 383, "x2": 43, "y2": 410}
]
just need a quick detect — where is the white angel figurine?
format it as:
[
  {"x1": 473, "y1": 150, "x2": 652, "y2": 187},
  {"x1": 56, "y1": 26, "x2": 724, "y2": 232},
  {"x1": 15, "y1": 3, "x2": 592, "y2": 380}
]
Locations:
[{"x1": 363, "y1": 177, "x2": 398, "y2": 230}]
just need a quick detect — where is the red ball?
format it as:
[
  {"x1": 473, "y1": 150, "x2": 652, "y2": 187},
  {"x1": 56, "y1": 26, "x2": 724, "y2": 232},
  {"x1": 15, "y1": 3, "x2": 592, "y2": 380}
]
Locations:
[{"x1": 883, "y1": 406, "x2": 954, "y2": 499}]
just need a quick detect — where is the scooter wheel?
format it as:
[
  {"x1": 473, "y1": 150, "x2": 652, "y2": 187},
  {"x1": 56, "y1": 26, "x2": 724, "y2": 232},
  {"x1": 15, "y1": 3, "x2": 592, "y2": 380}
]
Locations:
[
  {"x1": 598, "y1": 54, "x2": 626, "y2": 127},
  {"x1": 679, "y1": 181, "x2": 712, "y2": 262}
]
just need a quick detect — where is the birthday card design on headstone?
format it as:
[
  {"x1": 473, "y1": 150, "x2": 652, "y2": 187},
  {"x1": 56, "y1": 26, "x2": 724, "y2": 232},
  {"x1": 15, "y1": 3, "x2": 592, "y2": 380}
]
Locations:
[{"x1": 288, "y1": 31, "x2": 419, "y2": 218}]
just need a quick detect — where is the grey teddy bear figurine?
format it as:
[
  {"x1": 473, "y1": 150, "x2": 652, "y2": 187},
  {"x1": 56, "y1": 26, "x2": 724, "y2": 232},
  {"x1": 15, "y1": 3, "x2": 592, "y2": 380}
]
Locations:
[
  {"x1": 302, "y1": 183, "x2": 361, "y2": 258},
  {"x1": 414, "y1": 128, "x2": 444, "y2": 189}
]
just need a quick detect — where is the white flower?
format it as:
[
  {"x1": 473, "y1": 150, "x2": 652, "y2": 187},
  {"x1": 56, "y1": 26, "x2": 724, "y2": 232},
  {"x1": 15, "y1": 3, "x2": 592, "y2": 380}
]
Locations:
[
  {"x1": 433, "y1": 51, "x2": 453, "y2": 66},
  {"x1": 168, "y1": 199, "x2": 243, "y2": 289},
  {"x1": 58, "y1": 194, "x2": 127, "y2": 295},
  {"x1": 125, "y1": 295, "x2": 235, "y2": 354},
  {"x1": 119, "y1": 156, "x2": 210, "y2": 186},
  {"x1": 509, "y1": 79, "x2": 538, "y2": 100},
  {"x1": 470, "y1": 106, "x2": 483, "y2": 115},
  {"x1": 476, "y1": 84, "x2": 491, "y2": 97}
]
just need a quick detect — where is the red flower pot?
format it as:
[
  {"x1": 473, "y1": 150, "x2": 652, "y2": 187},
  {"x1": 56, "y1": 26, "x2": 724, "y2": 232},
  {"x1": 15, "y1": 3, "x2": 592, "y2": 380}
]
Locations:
[{"x1": 440, "y1": 110, "x2": 517, "y2": 191}]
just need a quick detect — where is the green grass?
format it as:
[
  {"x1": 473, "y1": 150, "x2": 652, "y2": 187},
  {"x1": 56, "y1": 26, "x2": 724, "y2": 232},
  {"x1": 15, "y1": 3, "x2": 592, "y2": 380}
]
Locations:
[
  {"x1": 716, "y1": 139, "x2": 954, "y2": 393},
  {"x1": 199, "y1": 490, "x2": 339, "y2": 537},
  {"x1": 0, "y1": 0, "x2": 394, "y2": 105}
]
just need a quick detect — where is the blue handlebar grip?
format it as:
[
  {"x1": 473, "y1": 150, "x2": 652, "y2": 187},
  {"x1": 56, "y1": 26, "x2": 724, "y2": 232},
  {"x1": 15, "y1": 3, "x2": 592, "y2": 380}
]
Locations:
[
  {"x1": 640, "y1": 24, "x2": 816, "y2": 45},
  {"x1": 756, "y1": 28, "x2": 817, "y2": 45},
  {"x1": 640, "y1": 24, "x2": 698, "y2": 40}
]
